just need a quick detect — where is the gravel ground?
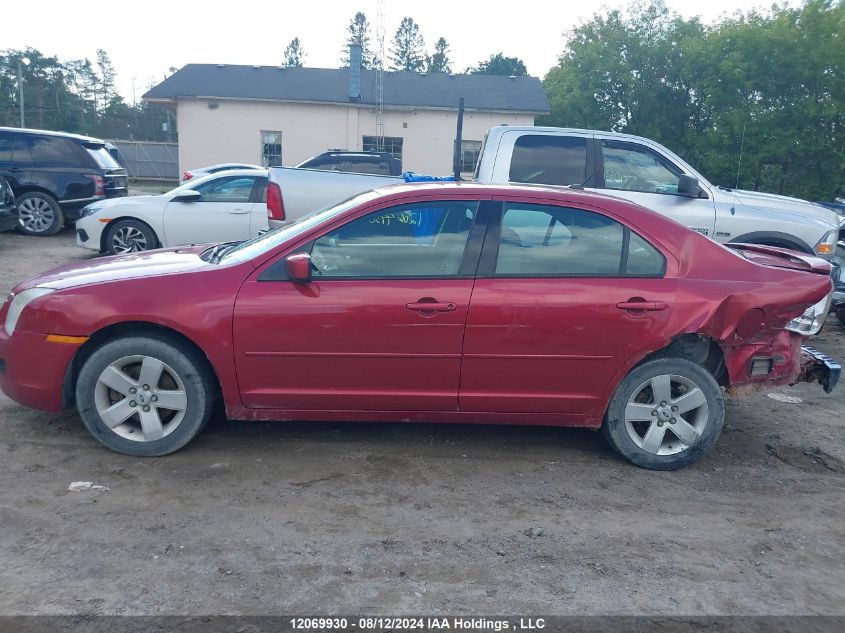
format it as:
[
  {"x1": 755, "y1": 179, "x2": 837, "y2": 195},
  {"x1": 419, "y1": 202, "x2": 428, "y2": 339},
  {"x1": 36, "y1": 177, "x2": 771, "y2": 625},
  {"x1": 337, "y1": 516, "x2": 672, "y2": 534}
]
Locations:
[{"x1": 0, "y1": 227, "x2": 844, "y2": 616}]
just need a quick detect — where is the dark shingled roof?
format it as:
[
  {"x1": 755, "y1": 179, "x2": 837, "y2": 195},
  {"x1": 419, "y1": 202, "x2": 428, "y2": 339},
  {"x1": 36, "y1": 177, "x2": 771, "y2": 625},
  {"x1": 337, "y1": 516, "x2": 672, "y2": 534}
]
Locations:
[{"x1": 143, "y1": 64, "x2": 550, "y2": 114}]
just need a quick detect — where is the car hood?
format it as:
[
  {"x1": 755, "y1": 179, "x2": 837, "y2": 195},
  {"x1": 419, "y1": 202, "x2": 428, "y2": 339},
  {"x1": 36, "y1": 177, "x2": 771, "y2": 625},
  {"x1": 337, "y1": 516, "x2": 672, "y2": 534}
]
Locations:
[
  {"x1": 83, "y1": 194, "x2": 166, "y2": 213},
  {"x1": 19, "y1": 246, "x2": 211, "y2": 292},
  {"x1": 732, "y1": 189, "x2": 840, "y2": 230}
]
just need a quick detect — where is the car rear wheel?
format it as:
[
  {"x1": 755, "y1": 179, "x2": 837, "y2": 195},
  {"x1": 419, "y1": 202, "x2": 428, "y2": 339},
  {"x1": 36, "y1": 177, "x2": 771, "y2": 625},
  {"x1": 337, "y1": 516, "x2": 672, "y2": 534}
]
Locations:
[
  {"x1": 602, "y1": 358, "x2": 724, "y2": 470},
  {"x1": 75, "y1": 335, "x2": 215, "y2": 456},
  {"x1": 105, "y1": 219, "x2": 158, "y2": 254},
  {"x1": 17, "y1": 192, "x2": 64, "y2": 236}
]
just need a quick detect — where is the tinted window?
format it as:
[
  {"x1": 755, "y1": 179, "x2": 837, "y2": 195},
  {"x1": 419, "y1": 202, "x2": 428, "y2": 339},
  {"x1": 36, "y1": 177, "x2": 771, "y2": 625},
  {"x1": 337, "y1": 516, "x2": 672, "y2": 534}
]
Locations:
[
  {"x1": 495, "y1": 203, "x2": 665, "y2": 277},
  {"x1": 86, "y1": 146, "x2": 121, "y2": 169},
  {"x1": 0, "y1": 134, "x2": 16, "y2": 162},
  {"x1": 343, "y1": 158, "x2": 390, "y2": 175},
  {"x1": 509, "y1": 135, "x2": 587, "y2": 186},
  {"x1": 28, "y1": 136, "x2": 86, "y2": 165},
  {"x1": 310, "y1": 201, "x2": 477, "y2": 278},
  {"x1": 192, "y1": 176, "x2": 256, "y2": 202},
  {"x1": 602, "y1": 141, "x2": 682, "y2": 194}
]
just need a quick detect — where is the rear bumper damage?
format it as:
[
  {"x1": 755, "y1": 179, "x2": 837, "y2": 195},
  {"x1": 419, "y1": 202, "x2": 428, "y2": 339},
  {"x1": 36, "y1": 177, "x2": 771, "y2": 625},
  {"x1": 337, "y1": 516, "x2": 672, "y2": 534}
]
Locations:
[{"x1": 799, "y1": 345, "x2": 841, "y2": 394}]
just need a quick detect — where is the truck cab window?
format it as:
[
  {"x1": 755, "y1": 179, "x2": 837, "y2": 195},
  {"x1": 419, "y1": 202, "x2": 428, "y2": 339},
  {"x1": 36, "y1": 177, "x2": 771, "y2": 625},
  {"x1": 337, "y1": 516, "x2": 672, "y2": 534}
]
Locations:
[
  {"x1": 601, "y1": 141, "x2": 682, "y2": 194},
  {"x1": 508, "y1": 135, "x2": 587, "y2": 186}
]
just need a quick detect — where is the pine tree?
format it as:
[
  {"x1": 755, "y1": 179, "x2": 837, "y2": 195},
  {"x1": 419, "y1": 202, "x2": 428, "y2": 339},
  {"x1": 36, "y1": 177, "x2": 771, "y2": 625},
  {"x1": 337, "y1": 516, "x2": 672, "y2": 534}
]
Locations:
[
  {"x1": 340, "y1": 12, "x2": 374, "y2": 69},
  {"x1": 388, "y1": 17, "x2": 425, "y2": 72},
  {"x1": 427, "y1": 37, "x2": 451, "y2": 73},
  {"x1": 95, "y1": 49, "x2": 117, "y2": 113},
  {"x1": 283, "y1": 38, "x2": 306, "y2": 67}
]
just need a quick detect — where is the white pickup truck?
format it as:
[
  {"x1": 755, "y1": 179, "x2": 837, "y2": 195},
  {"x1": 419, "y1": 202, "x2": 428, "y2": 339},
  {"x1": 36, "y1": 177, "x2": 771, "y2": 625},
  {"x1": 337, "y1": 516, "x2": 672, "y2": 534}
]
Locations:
[{"x1": 267, "y1": 125, "x2": 842, "y2": 260}]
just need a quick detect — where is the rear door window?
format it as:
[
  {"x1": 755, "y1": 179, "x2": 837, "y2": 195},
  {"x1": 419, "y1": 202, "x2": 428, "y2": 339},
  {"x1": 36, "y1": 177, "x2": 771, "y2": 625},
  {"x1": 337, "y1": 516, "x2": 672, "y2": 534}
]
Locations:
[
  {"x1": 508, "y1": 135, "x2": 587, "y2": 186},
  {"x1": 494, "y1": 202, "x2": 665, "y2": 277},
  {"x1": 28, "y1": 136, "x2": 88, "y2": 166}
]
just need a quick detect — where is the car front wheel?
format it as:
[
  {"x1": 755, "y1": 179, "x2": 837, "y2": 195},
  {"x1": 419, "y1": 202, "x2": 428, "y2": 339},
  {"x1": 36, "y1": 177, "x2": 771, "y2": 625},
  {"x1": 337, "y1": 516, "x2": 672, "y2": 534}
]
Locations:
[
  {"x1": 17, "y1": 192, "x2": 64, "y2": 236},
  {"x1": 105, "y1": 219, "x2": 158, "y2": 254},
  {"x1": 75, "y1": 335, "x2": 215, "y2": 456},
  {"x1": 602, "y1": 357, "x2": 725, "y2": 470}
]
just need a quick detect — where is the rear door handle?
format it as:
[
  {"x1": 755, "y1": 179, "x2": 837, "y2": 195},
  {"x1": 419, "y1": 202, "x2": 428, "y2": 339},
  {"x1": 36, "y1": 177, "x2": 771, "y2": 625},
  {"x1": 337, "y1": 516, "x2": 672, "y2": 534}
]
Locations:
[
  {"x1": 406, "y1": 301, "x2": 456, "y2": 312},
  {"x1": 228, "y1": 208, "x2": 251, "y2": 215},
  {"x1": 616, "y1": 300, "x2": 668, "y2": 311}
]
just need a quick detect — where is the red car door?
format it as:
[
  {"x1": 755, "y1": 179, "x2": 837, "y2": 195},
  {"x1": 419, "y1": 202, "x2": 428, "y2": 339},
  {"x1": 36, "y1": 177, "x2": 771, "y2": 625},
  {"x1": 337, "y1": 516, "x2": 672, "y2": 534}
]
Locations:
[
  {"x1": 233, "y1": 197, "x2": 488, "y2": 412},
  {"x1": 459, "y1": 197, "x2": 677, "y2": 420}
]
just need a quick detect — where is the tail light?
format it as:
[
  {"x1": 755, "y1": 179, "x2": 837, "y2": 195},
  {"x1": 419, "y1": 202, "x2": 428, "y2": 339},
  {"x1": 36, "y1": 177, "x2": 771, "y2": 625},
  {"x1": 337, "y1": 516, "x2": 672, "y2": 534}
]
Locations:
[
  {"x1": 183, "y1": 171, "x2": 193, "y2": 181},
  {"x1": 267, "y1": 181, "x2": 285, "y2": 221},
  {"x1": 87, "y1": 174, "x2": 105, "y2": 196}
]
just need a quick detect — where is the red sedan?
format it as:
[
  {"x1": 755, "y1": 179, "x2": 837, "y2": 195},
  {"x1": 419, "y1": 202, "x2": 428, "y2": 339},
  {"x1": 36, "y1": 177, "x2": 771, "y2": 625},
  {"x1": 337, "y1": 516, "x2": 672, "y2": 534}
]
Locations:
[{"x1": 0, "y1": 184, "x2": 839, "y2": 469}]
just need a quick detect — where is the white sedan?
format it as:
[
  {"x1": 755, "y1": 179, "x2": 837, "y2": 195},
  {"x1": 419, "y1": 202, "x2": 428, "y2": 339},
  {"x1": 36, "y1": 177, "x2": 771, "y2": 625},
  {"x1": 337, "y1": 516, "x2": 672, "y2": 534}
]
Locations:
[{"x1": 76, "y1": 169, "x2": 269, "y2": 254}]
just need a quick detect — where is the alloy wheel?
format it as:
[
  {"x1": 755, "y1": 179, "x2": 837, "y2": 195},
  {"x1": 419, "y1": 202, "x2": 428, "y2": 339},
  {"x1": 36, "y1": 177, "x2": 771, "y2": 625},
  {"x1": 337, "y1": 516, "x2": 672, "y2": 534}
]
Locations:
[
  {"x1": 111, "y1": 226, "x2": 148, "y2": 253},
  {"x1": 94, "y1": 355, "x2": 188, "y2": 442},
  {"x1": 623, "y1": 373, "x2": 709, "y2": 455},
  {"x1": 17, "y1": 197, "x2": 55, "y2": 234}
]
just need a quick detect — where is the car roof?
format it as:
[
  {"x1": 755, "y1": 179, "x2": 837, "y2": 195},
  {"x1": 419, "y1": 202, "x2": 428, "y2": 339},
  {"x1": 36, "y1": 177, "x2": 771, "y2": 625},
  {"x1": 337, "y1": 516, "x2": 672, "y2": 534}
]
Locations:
[
  {"x1": 198, "y1": 163, "x2": 263, "y2": 170},
  {"x1": 0, "y1": 126, "x2": 107, "y2": 145}
]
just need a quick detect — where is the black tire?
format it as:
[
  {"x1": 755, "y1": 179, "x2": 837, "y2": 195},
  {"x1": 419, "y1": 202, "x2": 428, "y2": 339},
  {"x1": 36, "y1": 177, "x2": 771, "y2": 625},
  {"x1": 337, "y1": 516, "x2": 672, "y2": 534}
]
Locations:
[
  {"x1": 837, "y1": 306, "x2": 845, "y2": 326},
  {"x1": 16, "y1": 192, "x2": 64, "y2": 236},
  {"x1": 104, "y1": 219, "x2": 158, "y2": 255},
  {"x1": 602, "y1": 357, "x2": 725, "y2": 470},
  {"x1": 75, "y1": 334, "x2": 215, "y2": 456}
]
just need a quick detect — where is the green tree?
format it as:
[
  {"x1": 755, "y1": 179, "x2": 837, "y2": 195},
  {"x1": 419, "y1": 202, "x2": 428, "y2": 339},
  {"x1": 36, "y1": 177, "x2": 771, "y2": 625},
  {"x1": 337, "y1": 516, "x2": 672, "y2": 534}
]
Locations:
[
  {"x1": 95, "y1": 48, "x2": 118, "y2": 113},
  {"x1": 541, "y1": 0, "x2": 845, "y2": 200},
  {"x1": 426, "y1": 37, "x2": 451, "y2": 73},
  {"x1": 283, "y1": 38, "x2": 306, "y2": 67},
  {"x1": 341, "y1": 12, "x2": 375, "y2": 69},
  {"x1": 469, "y1": 53, "x2": 527, "y2": 76},
  {"x1": 389, "y1": 17, "x2": 425, "y2": 71}
]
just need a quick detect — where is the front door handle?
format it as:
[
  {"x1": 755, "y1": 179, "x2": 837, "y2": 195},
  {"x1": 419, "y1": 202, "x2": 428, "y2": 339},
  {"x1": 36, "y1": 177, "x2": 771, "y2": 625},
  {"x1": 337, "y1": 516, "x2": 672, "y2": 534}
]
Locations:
[
  {"x1": 616, "y1": 300, "x2": 668, "y2": 311},
  {"x1": 406, "y1": 300, "x2": 456, "y2": 313}
]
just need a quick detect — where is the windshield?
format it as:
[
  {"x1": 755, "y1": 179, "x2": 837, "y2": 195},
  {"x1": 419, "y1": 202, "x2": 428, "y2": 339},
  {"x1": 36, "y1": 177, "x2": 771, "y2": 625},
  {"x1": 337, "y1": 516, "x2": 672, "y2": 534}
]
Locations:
[
  {"x1": 218, "y1": 189, "x2": 382, "y2": 264},
  {"x1": 85, "y1": 145, "x2": 122, "y2": 170}
]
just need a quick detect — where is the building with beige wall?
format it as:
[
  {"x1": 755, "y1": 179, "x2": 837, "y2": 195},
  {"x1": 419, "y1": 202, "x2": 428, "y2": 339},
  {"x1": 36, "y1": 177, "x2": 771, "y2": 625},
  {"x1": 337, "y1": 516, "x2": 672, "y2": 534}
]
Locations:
[{"x1": 144, "y1": 63, "x2": 549, "y2": 177}]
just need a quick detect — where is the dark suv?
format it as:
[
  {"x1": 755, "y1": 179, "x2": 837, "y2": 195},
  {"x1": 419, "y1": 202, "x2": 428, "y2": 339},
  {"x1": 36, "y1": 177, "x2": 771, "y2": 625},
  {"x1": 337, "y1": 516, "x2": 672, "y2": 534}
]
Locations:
[
  {"x1": 0, "y1": 128, "x2": 128, "y2": 236},
  {"x1": 297, "y1": 151, "x2": 402, "y2": 176}
]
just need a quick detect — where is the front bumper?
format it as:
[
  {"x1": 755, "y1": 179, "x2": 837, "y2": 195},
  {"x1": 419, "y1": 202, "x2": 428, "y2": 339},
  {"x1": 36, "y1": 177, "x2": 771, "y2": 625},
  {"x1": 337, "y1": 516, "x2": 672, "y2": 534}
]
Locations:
[
  {"x1": 0, "y1": 329, "x2": 79, "y2": 412},
  {"x1": 799, "y1": 345, "x2": 841, "y2": 394}
]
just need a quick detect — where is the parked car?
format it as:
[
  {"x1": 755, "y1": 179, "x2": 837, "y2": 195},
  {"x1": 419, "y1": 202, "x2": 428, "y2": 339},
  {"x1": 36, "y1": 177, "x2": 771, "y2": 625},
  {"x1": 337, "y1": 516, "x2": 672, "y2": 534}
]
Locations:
[
  {"x1": 265, "y1": 126, "x2": 841, "y2": 259},
  {"x1": 0, "y1": 176, "x2": 17, "y2": 232},
  {"x1": 0, "y1": 183, "x2": 838, "y2": 469},
  {"x1": 297, "y1": 151, "x2": 402, "y2": 176},
  {"x1": 76, "y1": 169, "x2": 268, "y2": 254},
  {"x1": 182, "y1": 163, "x2": 263, "y2": 182},
  {"x1": 0, "y1": 127, "x2": 128, "y2": 236}
]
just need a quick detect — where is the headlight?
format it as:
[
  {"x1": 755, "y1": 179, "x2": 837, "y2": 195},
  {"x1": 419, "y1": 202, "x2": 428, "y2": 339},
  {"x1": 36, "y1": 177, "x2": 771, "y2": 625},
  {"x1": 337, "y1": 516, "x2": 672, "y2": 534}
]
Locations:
[
  {"x1": 785, "y1": 292, "x2": 833, "y2": 336},
  {"x1": 4, "y1": 287, "x2": 56, "y2": 336},
  {"x1": 79, "y1": 205, "x2": 102, "y2": 218},
  {"x1": 814, "y1": 230, "x2": 836, "y2": 257}
]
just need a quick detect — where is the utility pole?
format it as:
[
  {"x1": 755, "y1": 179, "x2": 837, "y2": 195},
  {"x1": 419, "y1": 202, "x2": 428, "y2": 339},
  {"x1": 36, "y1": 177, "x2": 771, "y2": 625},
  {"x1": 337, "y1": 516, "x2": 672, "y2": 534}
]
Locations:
[{"x1": 17, "y1": 60, "x2": 26, "y2": 128}]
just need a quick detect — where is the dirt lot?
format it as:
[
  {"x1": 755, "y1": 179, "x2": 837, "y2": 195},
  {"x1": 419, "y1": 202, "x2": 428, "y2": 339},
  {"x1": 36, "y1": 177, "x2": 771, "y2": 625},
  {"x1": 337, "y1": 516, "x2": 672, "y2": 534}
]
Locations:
[{"x1": 0, "y1": 227, "x2": 844, "y2": 616}]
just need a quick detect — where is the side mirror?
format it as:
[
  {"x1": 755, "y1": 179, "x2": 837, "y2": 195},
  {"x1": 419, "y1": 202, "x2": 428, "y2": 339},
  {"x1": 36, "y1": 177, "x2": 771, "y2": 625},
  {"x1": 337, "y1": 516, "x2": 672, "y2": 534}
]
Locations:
[
  {"x1": 678, "y1": 175, "x2": 703, "y2": 198},
  {"x1": 172, "y1": 190, "x2": 202, "y2": 203},
  {"x1": 284, "y1": 252, "x2": 312, "y2": 283}
]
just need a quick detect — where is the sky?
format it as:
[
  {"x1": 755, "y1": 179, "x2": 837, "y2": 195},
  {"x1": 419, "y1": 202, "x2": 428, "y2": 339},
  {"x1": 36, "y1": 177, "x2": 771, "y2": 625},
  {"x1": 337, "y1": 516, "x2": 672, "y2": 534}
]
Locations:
[{"x1": 5, "y1": 0, "x2": 787, "y2": 103}]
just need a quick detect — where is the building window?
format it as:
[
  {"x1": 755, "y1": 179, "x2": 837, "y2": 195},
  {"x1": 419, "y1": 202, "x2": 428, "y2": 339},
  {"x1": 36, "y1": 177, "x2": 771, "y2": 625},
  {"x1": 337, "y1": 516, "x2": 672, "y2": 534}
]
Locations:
[
  {"x1": 363, "y1": 135, "x2": 403, "y2": 163},
  {"x1": 260, "y1": 131, "x2": 282, "y2": 167},
  {"x1": 458, "y1": 140, "x2": 482, "y2": 174}
]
